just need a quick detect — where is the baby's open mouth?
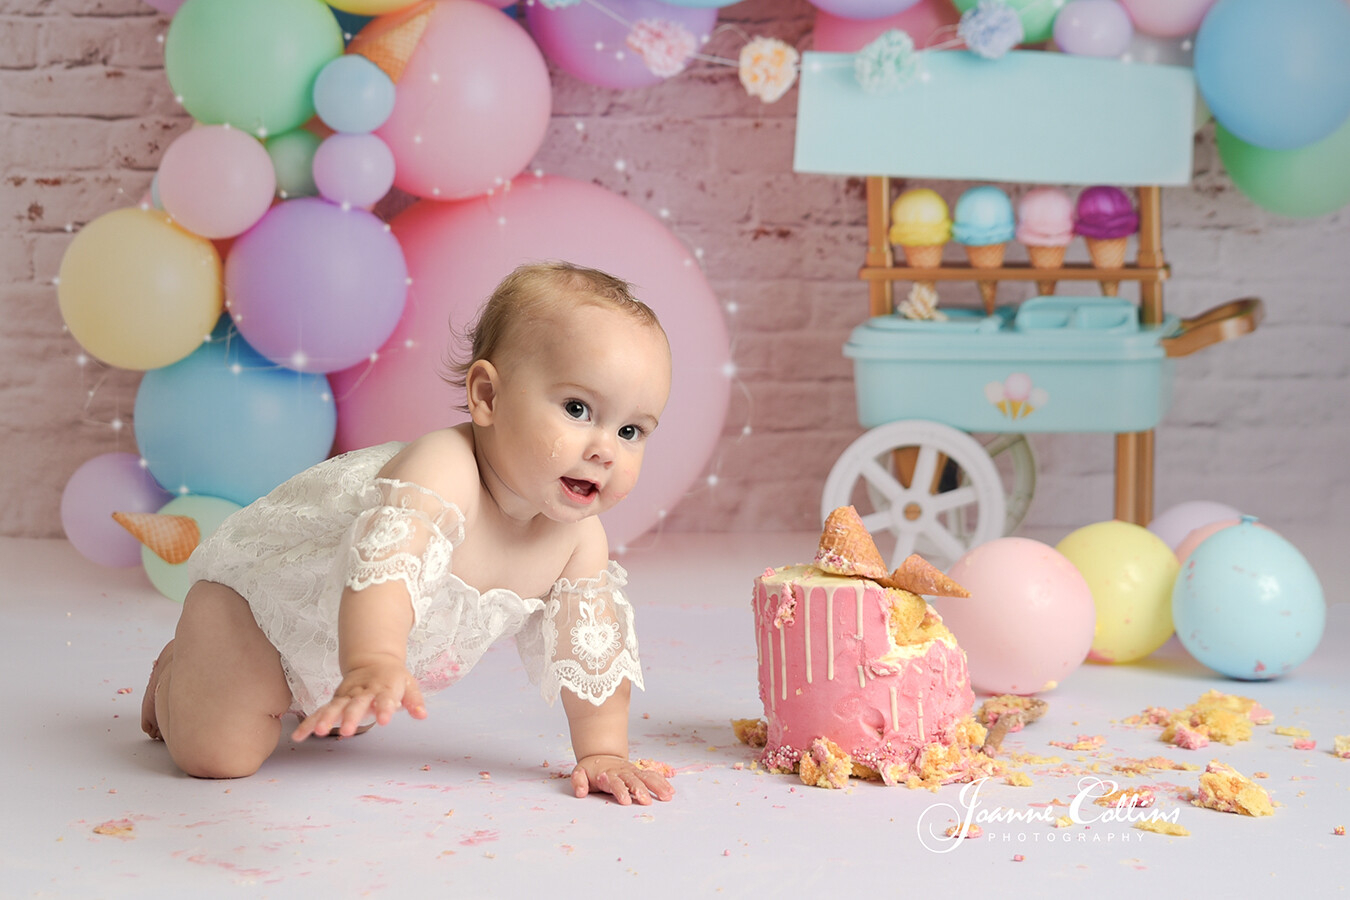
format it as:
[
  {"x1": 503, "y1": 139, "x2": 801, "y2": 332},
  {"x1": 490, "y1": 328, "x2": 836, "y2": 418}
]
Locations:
[{"x1": 561, "y1": 477, "x2": 598, "y2": 500}]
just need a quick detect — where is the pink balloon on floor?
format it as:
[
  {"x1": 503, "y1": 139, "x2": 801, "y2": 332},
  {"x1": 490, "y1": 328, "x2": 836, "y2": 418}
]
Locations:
[
  {"x1": 157, "y1": 125, "x2": 277, "y2": 239},
  {"x1": 329, "y1": 175, "x2": 732, "y2": 547},
  {"x1": 376, "y1": 0, "x2": 550, "y2": 200},
  {"x1": 525, "y1": 0, "x2": 717, "y2": 89},
  {"x1": 813, "y1": 0, "x2": 959, "y2": 51},
  {"x1": 61, "y1": 452, "x2": 174, "y2": 568}
]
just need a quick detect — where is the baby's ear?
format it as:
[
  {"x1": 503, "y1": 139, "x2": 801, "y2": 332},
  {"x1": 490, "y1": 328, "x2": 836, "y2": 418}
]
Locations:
[{"x1": 465, "y1": 359, "x2": 499, "y2": 425}]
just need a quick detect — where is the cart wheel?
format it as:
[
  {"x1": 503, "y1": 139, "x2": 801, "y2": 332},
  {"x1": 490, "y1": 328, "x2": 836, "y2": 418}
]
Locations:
[
  {"x1": 822, "y1": 420, "x2": 1007, "y2": 568},
  {"x1": 963, "y1": 432, "x2": 1037, "y2": 537}
]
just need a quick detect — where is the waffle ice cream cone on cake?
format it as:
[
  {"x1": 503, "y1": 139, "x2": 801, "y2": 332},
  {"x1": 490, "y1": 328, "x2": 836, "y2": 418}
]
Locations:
[
  {"x1": 1074, "y1": 186, "x2": 1138, "y2": 297},
  {"x1": 111, "y1": 511, "x2": 201, "y2": 565},
  {"x1": 347, "y1": 1, "x2": 435, "y2": 83},
  {"x1": 952, "y1": 186, "x2": 1015, "y2": 315},
  {"x1": 814, "y1": 505, "x2": 888, "y2": 581},
  {"x1": 1017, "y1": 187, "x2": 1075, "y2": 296}
]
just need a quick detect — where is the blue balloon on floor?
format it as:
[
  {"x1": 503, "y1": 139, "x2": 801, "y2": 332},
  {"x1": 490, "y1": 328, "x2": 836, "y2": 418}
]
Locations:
[
  {"x1": 134, "y1": 319, "x2": 336, "y2": 507},
  {"x1": 1172, "y1": 517, "x2": 1325, "y2": 680}
]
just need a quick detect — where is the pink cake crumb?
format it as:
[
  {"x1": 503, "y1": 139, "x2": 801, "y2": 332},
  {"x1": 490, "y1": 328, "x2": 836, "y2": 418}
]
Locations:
[
  {"x1": 1171, "y1": 724, "x2": 1210, "y2": 750},
  {"x1": 1292, "y1": 739, "x2": 1316, "y2": 751}
]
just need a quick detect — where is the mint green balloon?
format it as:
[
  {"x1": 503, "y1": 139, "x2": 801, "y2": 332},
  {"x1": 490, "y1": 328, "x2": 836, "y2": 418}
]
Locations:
[
  {"x1": 265, "y1": 128, "x2": 322, "y2": 199},
  {"x1": 141, "y1": 494, "x2": 240, "y2": 603},
  {"x1": 1217, "y1": 116, "x2": 1350, "y2": 218},
  {"x1": 952, "y1": 0, "x2": 1067, "y2": 44},
  {"x1": 165, "y1": 0, "x2": 343, "y2": 138}
]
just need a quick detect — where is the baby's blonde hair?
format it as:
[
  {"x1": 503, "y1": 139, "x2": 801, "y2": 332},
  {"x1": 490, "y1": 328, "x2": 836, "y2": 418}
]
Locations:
[{"x1": 444, "y1": 261, "x2": 663, "y2": 409}]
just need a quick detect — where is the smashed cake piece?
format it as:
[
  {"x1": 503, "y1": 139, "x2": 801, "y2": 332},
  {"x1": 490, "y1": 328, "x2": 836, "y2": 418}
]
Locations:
[
  {"x1": 1135, "y1": 819, "x2": 1190, "y2": 837},
  {"x1": 1143, "y1": 690, "x2": 1267, "y2": 748},
  {"x1": 1096, "y1": 787, "x2": 1156, "y2": 809},
  {"x1": 1274, "y1": 726, "x2": 1311, "y2": 738},
  {"x1": 1193, "y1": 760, "x2": 1273, "y2": 816},
  {"x1": 1169, "y1": 723, "x2": 1210, "y2": 750},
  {"x1": 977, "y1": 695, "x2": 1048, "y2": 756},
  {"x1": 732, "y1": 718, "x2": 768, "y2": 748},
  {"x1": 1335, "y1": 735, "x2": 1350, "y2": 759},
  {"x1": 813, "y1": 505, "x2": 889, "y2": 580},
  {"x1": 799, "y1": 738, "x2": 853, "y2": 790},
  {"x1": 1005, "y1": 772, "x2": 1034, "y2": 787},
  {"x1": 1292, "y1": 739, "x2": 1316, "y2": 751},
  {"x1": 1050, "y1": 734, "x2": 1105, "y2": 752},
  {"x1": 634, "y1": 758, "x2": 675, "y2": 778}
]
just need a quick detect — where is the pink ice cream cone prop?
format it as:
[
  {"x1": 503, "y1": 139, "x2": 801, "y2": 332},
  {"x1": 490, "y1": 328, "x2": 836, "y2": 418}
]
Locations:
[
  {"x1": 347, "y1": 1, "x2": 434, "y2": 84},
  {"x1": 1074, "y1": 186, "x2": 1138, "y2": 297},
  {"x1": 953, "y1": 186, "x2": 1014, "y2": 315},
  {"x1": 111, "y1": 511, "x2": 201, "y2": 565},
  {"x1": 889, "y1": 189, "x2": 951, "y2": 295},
  {"x1": 1016, "y1": 187, "x2": 1074, "y2": 296}
]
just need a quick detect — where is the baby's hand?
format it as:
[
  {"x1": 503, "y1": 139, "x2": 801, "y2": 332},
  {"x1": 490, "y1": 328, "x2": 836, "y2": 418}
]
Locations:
[
  {"x1": 571, "y1": 755, "x2": 675, "y2": 806},
  {"x1": 292, "y1": 661, "x2": 427, "y2": 741}
]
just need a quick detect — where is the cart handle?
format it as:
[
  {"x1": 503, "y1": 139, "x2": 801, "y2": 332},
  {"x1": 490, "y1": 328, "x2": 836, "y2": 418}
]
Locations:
[{"x1": 1161, "y1": 297, "x2": 1264, "y2": 358}]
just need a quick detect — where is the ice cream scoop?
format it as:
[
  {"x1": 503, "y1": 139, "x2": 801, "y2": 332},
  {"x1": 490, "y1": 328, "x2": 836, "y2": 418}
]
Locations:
[
  {"x1": 1074, "y1": 186, "x2": 1137, "y2": 296},
  {"x1": 889, "y1": 188, "x2": 951, "y2": 296},
  {"x1": 1016, "y1": 187, "x2": 1074, "y2": 295},
  {"x1": 953, "y1": 186, "x2": 1014, "y2": 313}
]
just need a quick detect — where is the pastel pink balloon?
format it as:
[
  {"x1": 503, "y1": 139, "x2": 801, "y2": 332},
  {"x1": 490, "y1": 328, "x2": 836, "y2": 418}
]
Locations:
[
  {"x1": 329, "y1": 175, "x2": 731, "y2": 547},
  {"x1": 157, "y1": 125, "x2": 277, "y2": 239},
  {"x1": 377, "y1": 0, "x2": 550, "y2": 200},
  {"x1": 1119, "y1": 0, "x2": 1219, "y2": 38},
  {"x1": 937, "y1": 537, "x2": 1097, "y2": 695},
  {"x1": 61, "y1": 452, "x2": 173, "y2": 568},
  {"x1": 1174, "y1": 516, "x2": 1273, "y2": 565},
  {"x1": 312, "y1": 133, "x2": 396, "y2": 209},
  {"x1": 813, "y1": 0, "x2": 959, "y2": 51}
]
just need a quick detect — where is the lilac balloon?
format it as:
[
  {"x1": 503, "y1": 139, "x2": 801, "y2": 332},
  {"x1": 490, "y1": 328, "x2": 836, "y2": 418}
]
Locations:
[
  {"x1": 61, "y1": 452, "x2": 173, "y2": 567},
  {"x1": 809, "y1": 0, "x2": 922, "y2": 20},
  {"x1": 525, "y1": 0, "x2": 718, "y2": 89},
  {"x1": 312, "y1": 133, "x2": 396, "y2": 209},
  {"x1": 224, "y1": 198, "x2": 408, "y2": 373},
  {"x1": 1054, "y1": 0, "x2": 1134, "y2": 57}
]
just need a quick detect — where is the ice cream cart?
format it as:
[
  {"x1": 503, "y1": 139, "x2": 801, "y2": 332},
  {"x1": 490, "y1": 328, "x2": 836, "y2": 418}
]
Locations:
[{"x1": 794, "y1": 48, "x2": 1262, "y2": 565}]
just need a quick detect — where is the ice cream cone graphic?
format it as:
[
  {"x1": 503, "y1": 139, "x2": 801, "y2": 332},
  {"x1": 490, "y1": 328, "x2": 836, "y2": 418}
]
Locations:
[{"x1": 111, "y1": 511, "x2": 201, "y2": 565}]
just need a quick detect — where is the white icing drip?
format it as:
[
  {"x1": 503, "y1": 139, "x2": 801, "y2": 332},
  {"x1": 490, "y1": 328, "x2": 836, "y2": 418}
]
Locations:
[
  {"x1": 779, "y1": 620, "x2": 788, "y2": 701},
  {"x1": 855, "y1": 587, "x2": 864, "y2": 640},
  {"x1": 918, "y1": 688, "x2": 926, "y2": 742},
  {"x1": 826, "y1": 589, "x2": 835, "y2": 682},
  {"x1": 857, "y1": 664, "x2": 866, "y2": 688},
  {"x1": 890, "y1": 686, "x2": 899, "y2": 733},
  {"x1": 803, "y1": 587, "x2": 813, "y2": 684},
  {"x1": 766, "y1": 594, "x2": 776, "y2": 711}
]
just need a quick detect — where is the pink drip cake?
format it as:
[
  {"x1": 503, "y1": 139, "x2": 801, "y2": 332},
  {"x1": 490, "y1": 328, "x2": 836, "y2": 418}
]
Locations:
[{"x1": 739, "y1": 507, "x2": 999, "y2": 789}]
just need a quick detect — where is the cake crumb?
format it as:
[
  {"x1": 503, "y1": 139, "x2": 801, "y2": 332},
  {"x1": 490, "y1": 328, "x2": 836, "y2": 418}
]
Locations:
[
  {"x1": 1053, "y1": 815, "x2": 1073, "y2": 828},
  {"x1": 1012, "y1": 854, "x2": 1025, "y2": 862},
  {"x1": 731, "y1": 718, "x2": 767, "y2": 748},
  {"x1": 1050, "y1": 734, "x2": 1105, "y2": 752},
  {"x1": 799, "y1": 738, "x2": 852, "y2": 789},
  {"x1": 946, "y1": 823, "x2": 983, "y2": 839},
  {"x1": 1096, "y1": 787, "x2": 1155, "y2": 809},
  {"x1": 1005, "y1": 772, "x2": 1033, "y2": 787},
  {"x1": 1193, "y1": 760, "x2": 1273, "y2": 816},
  {"x1": 1134, "y1": 819, "x2": 1189, "y2": 837},
  {"x1": 1274, "y1": 726, "x2": 1310, "y2": 738},
  {"x1": 1333, "y1": 735, "x2": 1350, "y2": 759},
  {"x1": 1334, "y1": 826, "x2": 1345, "y2": 836},
  {"x1": 1293, "y1": 739, "x2": 1317, "y2": 751},
  {"x1": 634, "y1": 758, "x2": 675, "y2": 778},
  {"x1": 93, "y1": 818, "x2": 135, "y2": 838}
]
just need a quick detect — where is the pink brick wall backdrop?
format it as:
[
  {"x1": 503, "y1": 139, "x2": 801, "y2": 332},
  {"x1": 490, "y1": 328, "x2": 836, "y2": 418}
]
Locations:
[{"x1": 3, "y1": 0, "x2": 1348, "y2": 541}]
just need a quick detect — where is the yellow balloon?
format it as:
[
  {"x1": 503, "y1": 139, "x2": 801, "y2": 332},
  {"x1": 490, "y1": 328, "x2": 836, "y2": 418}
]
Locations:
[
  {"x1": 325, "y1": 0, "x2": 422, "y2": 14},
  {"x1": 57, "y1": 207, "x2": 222, "y2": 371},
  {"x1": 1056, "y1": 520, "x2": 1179, "y2": 665}
]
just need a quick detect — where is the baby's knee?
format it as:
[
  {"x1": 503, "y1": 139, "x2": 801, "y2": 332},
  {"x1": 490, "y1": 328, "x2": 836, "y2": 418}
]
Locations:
[{"x1": 168, "y1": 728, "x2": 277, "y2": 780}]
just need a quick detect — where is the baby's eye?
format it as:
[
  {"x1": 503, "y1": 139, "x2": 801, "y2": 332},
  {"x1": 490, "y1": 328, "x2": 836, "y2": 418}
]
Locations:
[
  {"x1": 618, "y1": 424, "x2": 642, "y2": 442},
  {"x1": 564, "y1": 400, "x2": 590, "y2": 421}
]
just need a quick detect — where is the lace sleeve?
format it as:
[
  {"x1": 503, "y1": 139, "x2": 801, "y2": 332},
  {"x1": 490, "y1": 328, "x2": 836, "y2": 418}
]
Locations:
[
  {"x1": 518, "y1": 562, "x2": 644, "y2": 707},
  {"x1": 343, "y1": 479, "x2": 465, "y2": 626}
]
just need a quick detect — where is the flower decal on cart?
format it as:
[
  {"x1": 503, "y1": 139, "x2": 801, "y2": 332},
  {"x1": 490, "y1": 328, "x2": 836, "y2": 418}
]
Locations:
[{"x1": 985, "y1": 372, "x2": 1048, "y2": 419}]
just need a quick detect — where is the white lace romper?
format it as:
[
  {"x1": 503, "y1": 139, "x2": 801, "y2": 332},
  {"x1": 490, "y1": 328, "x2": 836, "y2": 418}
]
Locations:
[{"x1": 187, "y1": 442, "x2": 645, "y2": 717}]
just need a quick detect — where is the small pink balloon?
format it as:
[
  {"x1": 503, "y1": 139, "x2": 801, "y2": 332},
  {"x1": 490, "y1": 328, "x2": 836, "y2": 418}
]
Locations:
[
  {"x1": 1119, "y1": 0, "x2": 1219, "y2": 38},
  {"x1": 1174, "y1": 516, "x2": 1273, "y2": 565},
  {"x1": 813, "y1": 0, "x2": 959, "y2": 50},
  {"x1": 1003, "y1": 372, "x2": 1032, "y2": 402},
  {"x1": 157, "y1": 125, "x2": 277, "y2": 239},
  {"x1": 312, "y1": 133, "x2": 396, "y2": 209},
  {"x1": 61, "y1": 452, "x2": 173, "y2": 568},
  {"x1": 937, "y1": 537, "x2": 1097, "y2": 695},
  {"x1": 378, "y1": 0, "x2": 551, "y2": 200}
]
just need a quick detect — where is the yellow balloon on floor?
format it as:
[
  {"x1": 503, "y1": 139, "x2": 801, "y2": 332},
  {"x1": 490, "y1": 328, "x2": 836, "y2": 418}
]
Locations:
[
  {"x1": 57, "y1": 207, "x2": 222, "y2": 371},
  {"x1": 1056, "y1": 520, "x2": 1179, "y2": 664},
  {"x1": 326, "y1": 0, "x2": 422, "y2": 15}
]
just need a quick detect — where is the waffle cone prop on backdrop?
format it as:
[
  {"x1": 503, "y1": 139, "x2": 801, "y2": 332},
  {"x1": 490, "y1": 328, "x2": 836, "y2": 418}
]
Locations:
[
  {"x1": 964, "y1": 242, "x2": 1005, "y2": 314},
  {"x1": 347, "y1": 1, "x2": 434, "y2": 83},
  {"x1": 111, "y1": 512, "x2": 201, "y2": 565},
  {"x1": 814, "y1": 505, "x2": 889, "y2": 581},
  {"x1": 1085, "y1": 236, "x2": 1127, "y2": 297},
  {"x1": 900, "y1": 243, "x2": 943, "y2": 293},
  {"x1": 1026, "y1": 244, "x2": 1066, "y2": 295},
  {"x1": 880, "y1": 554, "x2": 970, "y2": 598}
]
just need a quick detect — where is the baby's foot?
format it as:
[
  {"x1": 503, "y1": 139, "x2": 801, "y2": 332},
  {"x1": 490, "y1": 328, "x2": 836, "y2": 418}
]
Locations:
[{"x1": 141, "y1": 640, "x2": 173, "y2": 741}]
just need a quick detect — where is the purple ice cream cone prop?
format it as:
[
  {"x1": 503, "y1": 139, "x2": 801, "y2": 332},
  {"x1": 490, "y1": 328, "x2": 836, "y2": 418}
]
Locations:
[{"x1": 1074, "y1": 186, "x2": 1138, "y2": 297}]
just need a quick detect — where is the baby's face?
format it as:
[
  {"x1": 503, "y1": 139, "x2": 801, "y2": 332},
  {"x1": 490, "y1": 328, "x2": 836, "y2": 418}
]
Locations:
[{"x1": 487, "y1": 304, "x2": 672, "y2": 525}]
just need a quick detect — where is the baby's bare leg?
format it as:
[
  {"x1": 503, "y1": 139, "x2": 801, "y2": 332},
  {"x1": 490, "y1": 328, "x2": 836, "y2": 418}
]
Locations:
[{"x1": 149, "y1": 581, "x2": 292, "y2": 779}]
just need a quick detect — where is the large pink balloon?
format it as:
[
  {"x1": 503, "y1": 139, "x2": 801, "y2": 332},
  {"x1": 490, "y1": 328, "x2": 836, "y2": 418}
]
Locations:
[
  {"x1": 329, "y1": 175, "x2": 731, "y2": 547},
  {"x1": 808, "y1": 0, "x2": 921, "y2": 21},
  {"x1": 1119, "y1": 0, "x2": 1219, "y2": 38},
  {"x1": 813, "y1": 0, "x2": 959, "y2": 51},
  {"x1": 157, "y1": 125, "x2": 276, "y2": 239},
  {"x1": 525, "y1": 0, "x2": 718, "y2": 90},
  {"x1": 375, "y1": 0, "x2": 550, "y2": 200}
]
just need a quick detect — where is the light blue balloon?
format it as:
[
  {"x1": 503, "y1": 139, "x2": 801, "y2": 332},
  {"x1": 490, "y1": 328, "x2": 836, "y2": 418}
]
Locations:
[
  {"x1": 313, "y1": 54, "x2": 396, "y2": 135},
  {"x1": 134, "y1": 318, "x2": 336, "y2": 507},
  {"x1": 142, "y1": 494, "x2": 241, "y2": 603},
  {"x1": 1172, "y1": 518, "x2": 1326, "y2": 680},
  {"x1": 1195, "y1": 0, "x2": 1350, "y2": 150}
]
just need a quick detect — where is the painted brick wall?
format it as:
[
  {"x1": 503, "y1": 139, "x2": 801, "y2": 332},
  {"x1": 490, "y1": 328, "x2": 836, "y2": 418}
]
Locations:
[{"x1": 3, "y1": 0, "x2": 1347, "y2": 543}]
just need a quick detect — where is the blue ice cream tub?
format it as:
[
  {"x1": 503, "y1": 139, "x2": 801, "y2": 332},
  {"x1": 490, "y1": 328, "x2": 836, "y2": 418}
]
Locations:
[{"x1": 845, "y1": 296, "x2": 1180, "y2": 434}]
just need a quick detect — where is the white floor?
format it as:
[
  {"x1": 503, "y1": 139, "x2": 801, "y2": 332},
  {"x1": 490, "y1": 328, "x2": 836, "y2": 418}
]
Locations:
[{"x1": 4, "y1": 531, "x2": 1348, "y2": 898}]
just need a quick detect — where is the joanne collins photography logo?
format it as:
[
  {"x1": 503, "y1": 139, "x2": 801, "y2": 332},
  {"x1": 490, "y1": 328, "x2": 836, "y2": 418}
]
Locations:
[{"x1": 916, "y1": 776, "x2": 1181, "y2": 853}]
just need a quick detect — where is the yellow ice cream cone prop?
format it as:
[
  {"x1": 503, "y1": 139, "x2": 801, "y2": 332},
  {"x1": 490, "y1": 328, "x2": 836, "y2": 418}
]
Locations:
[
  {"x1": 890, "y1": 188, "x2": 952, "y2": 294},
  {"x1": 964, "y1": 242, "x2": 1005, "y2": 314},
  {"x1": 111, "y1": 511, "x2": 201, "y2": 565},
  {"x1": 347, "y1": 1, "x2": 434, "y2": 83},
  {"x1": 1085, "y1": 236, "x2": 1127, "y2": 296},
  {"x1": 1026, "y1": 244, "x2": 1066, "y2": 295}
]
